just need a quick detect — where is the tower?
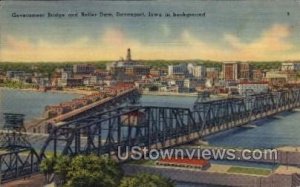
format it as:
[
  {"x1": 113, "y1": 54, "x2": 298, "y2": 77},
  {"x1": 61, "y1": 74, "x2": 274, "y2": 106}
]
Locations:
[{"x1": 126, "y1": 48, "x2": 131, "y2": 61}]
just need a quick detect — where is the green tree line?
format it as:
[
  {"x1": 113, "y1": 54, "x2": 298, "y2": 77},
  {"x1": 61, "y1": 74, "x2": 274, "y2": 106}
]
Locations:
[
  {"x1": 40, "y1": 155, "x2": 174, "y2": 187},
  {"x1": 0, "y1": 61, "x2": 284, "y2": 76}
]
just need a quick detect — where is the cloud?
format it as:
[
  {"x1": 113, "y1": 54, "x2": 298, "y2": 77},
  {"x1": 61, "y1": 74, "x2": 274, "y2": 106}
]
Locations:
[
  {"x1": 223, "y1": 24, "x2": 295, "y2": 60},
  {"x1": 0, "y1": 24, "x2": 299, "y2": 62}
]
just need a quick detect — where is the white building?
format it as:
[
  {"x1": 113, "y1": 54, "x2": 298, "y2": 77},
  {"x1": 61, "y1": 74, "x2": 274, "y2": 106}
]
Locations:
[
  {"x1": 192, "y1": 65, "x2": 206, "y2": 78},
  {"x1": 265, "y1": 71, "x2": 288, "y2": 79},
  {"x1": 237, "y1": 83, "x2": 269, "y2": 95},
  {"x1": 168, "y1": 64, "x2": 187, "y2": 76},
  {"x1": 187, "y1": 63, "x2": 194, "y2": 74},
  {"x1": 281, "y1": 62, "x2": 300, "y2": 71},
  {"x1": 61, "y1": 72, "x2": 72, "y2": 80}
]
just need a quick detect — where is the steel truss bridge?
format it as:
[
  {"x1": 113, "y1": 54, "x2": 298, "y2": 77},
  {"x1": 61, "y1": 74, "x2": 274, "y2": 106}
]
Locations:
[
  {"x1": 0, "y1": 114, "x2": 40, "y2": 183},
  {"x1": 1, "y1": 88, "x2": 300, "y2": 183},
  {"x1": 40, "y1": 88, "x2": 300, "y2": 158}
]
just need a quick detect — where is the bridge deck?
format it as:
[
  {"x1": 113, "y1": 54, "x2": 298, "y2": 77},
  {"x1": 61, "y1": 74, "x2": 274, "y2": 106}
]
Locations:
[{"x1": 25, "y1": 87, "x2": 140, "y2": 133}]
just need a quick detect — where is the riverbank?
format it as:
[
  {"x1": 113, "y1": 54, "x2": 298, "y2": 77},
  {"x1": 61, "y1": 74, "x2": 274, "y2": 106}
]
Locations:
[
  {"x1": 142, "y1": 91, "x2": 228, "y2": 98},
  {"x1": 0, "y1": 86, "x2": 95, "y2": 95},
  {"x1": 142, "y1": 91, "x2": 198, "y2": 97}
]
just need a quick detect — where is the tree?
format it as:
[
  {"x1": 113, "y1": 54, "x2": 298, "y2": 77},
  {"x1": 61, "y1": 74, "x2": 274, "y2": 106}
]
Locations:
[
  {"x1": 120, "y1": 173, "x2": 174, "y2": 187},
  {"x1": 40, "y1": 156, "x2": 56, "y2": 183},
  {"x1": 54, "y1": 155, "x2": 71, "y2": 185},
  {"x1": 65, "y1": 155, "x2": 123, "y2": 187}
]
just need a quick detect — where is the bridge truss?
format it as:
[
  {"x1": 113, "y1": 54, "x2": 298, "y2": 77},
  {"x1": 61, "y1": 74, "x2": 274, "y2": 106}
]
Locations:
[
  {"x1": 40, "y1": 89, "x2": 300, "y2": 158},
  {"x1": 0, "y1": 114, "x2": 40, "y2": 183}
]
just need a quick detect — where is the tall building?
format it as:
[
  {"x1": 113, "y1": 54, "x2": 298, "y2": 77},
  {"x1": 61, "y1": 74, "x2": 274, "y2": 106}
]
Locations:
[
  {"x1": 239, "y1": 63, "x2": 251, "y2": 80},
  {"x1": 187, "y1": 63, "x2": 195, "y2": 74},
  {"x1": 223, "y1": 62, "x2": 239, "y2": 81},
  {"x1": 223, "y1": 62, "x2": 251, "y2": 81}
]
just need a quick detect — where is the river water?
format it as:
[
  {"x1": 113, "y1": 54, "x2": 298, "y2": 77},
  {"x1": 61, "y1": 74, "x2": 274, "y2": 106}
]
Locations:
[
  {"x1": 142, "y1": 95, "x2": 300, "y2": 149},
  {"x1": 0, "y1": 88, "x2": 80, "y2": 126}
]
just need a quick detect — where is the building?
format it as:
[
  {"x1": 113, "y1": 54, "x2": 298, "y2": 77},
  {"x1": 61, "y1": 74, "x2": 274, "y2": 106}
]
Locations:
[
  {"x1": 37, "y1": 77, "x2": 51, "y2": 87},
  {"x1": 192, "y1": 65, "x2": 206, "y2": 78},
  {"x1": 185, "y1": 63, "x2": 206, "y2": 78},
  {"x1": 223, "y1": 62, "x2": 239, "y2": 81},
  {"x1": 206, "y1": 67, "x2": 219, "y2": 81},
  {"x1": 183, "y1": 78, "x2": 198, "y2": 91},
  {"x1": 252, "y1": 69, "x2": 265, "y2": 81},
  {"x1": 59, "y1": 78, "x2": 83, "y2": 87},
  {"x1": 168, "y1": 64, "x2": 187, "y2": 76},
  {"x1": 73, "y1": 64, "x2": 95, "y2": 74},
  {"x1": 281, "y1": 62, "x2": 300, "y2": 71},
  {"x1": 61, "y1": 71, "x2": 72, "y2": 80},
  {"x1": 223, "y1": 62, "x2": 251, "y2": 81},
  {"x1": 6, "y1": 71, "x2": 25, "y2": 79},
  {"x1": 187, "y1": 63, "x2": 194, "y2": 75},
  {"x1": 239, "y1": 62, "x2": 251, "y2": 80},
  {"x1": 107, "y1": 48, "x2": 150, "y2": 78},
  {"x1": 0, "y1": 75, "x2": 5, "y2": 83},
  {"x1": 265, "y1": 71, "x2": 288, "y2": 87},
  {"x1": 237, "y1": 82, "x2": 269, "y2": 95},
  {"x1": 124, "y1": 65, "x2": 150, "y2": 76},
  {"x1": 150, "y1": 68, "x2": 164, "y2": 76}
]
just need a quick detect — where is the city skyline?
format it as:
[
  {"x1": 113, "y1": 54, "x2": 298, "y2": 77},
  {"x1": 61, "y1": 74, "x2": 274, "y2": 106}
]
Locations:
[{"x1": 2, "y1": 1, "x2": 300, "y2": 62}]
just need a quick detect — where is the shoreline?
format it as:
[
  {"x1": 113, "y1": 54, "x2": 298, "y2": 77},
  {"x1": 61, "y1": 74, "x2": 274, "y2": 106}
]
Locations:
[
  {"x1": 142, "y1": 91, "x2": 228, "y2": 98},
  {"x1": 142, "y1": 91, "x2": 198, "y2": 97},
  {"x1": 0, "y1": 86, "x2": 95, "y2": 96}
]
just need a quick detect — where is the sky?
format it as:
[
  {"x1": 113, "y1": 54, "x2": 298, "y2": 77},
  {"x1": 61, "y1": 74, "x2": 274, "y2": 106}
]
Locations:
[{"x1": 1, "y1": 0, "x2": 300, "y2": 62}]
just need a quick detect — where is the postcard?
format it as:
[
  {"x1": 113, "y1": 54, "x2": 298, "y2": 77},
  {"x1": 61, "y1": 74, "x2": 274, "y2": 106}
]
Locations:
[{"x1": 1, "y1": 1, "x2": 300, "y2": 186}]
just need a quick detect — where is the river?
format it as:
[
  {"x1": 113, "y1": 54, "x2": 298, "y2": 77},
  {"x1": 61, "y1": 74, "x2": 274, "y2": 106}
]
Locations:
[{"x1": 0, "y1": 88, "x2": 80, "y2": 126}]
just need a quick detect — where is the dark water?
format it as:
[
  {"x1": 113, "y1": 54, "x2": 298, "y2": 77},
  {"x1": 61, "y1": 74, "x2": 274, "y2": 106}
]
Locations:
[
  {"x1": 205, "y1": 111, "x2": 300, "y2": 149},
  {"x1": 142, "y1": 95, "x2": 300, "y2": 149},
  {"x1": 0, "y1": 88, "x2": 80, "y2": 126}
]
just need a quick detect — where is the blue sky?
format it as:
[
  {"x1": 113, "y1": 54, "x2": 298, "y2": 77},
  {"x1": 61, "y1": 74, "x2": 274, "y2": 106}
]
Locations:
[{"x1": 1, "y1": 0, "x2": 300, "y2": 62}]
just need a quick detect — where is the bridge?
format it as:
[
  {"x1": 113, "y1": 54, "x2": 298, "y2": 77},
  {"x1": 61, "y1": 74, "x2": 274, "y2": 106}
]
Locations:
[
  {"x1": 25, "y1": 86, "x2": 140, "y2": 133},
  {"x1": 1, "y1": 88, "x2": 300, "y2": 183},
  {"x1": 40, "y1": 88, "x2": 300, "y2": 158},
  {"x1": 0, "y1": 114, "x2": 40, "y2": 182}
]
